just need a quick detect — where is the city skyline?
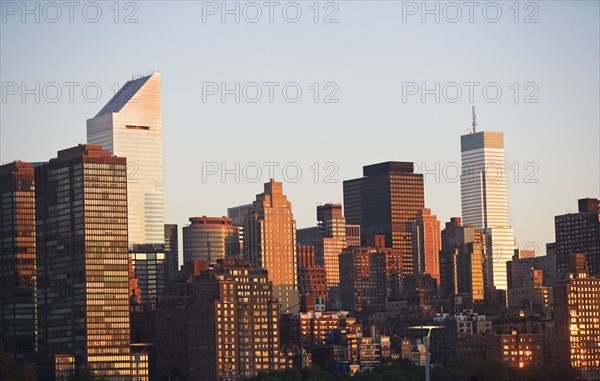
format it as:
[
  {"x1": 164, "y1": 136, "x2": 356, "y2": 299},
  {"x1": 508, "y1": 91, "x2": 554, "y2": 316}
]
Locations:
[
  {"x1": 2, "y1": 1, "x2": 599, "y2": 380},
  {"x1": 2, "y1": 1, "x2": 598, "y2": 258}
]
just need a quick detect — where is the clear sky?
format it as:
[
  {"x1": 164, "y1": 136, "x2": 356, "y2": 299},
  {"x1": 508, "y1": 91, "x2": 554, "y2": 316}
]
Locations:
[{"x1": 1, "y1": 1, "x2": 599, "y2": 257}]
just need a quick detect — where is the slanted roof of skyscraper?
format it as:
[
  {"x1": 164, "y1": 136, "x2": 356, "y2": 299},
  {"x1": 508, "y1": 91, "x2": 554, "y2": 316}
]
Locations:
[{"x1": 95, "y1": 74, "x2": 153, "y2": 116}]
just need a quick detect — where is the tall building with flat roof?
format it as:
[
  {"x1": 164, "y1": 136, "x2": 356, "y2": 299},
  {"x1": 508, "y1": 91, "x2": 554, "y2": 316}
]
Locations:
[
  {"x1": 35, "y1": 144, "x2": 146, "y2": 380},
  {"x1": 298, "y1": 203, "x2": 348, "y2": 299},
  {"x1": 183, "y1": 216, "x2": 240, "y2": 263},
  {"x1": 0, "y1": 161, "x2": 37, "y2": 358},
  {"x1": 413, "y1": 208, "x2": 441, "y2": 284},
  {"x1": 439, "y1": 218, "x2": 485, "y2": 301},
  {"x1": 317, "y1": 203, "x2": 348, "y2": 293},
  {"x1": 228, "y1": 203, "x2": 253, "y2": 253},
  {"x1": 555, "y1": 198, "x2": 600, "y2": 279},
  {"x1": 87, "y1": 73, "x2": 167, "y2": 309},
  {"x1": 461, "y1": 130, "x2": 515, "y2": 290},
  {"x1": 164, "y1": 224, "x2": 179, "y2": 284},
  {"x1": 244, "y1": 179, "x2": 299, "y2": 313},
  {"x1": 343, "y1": 161, "x2": 424, "y2": 274}
]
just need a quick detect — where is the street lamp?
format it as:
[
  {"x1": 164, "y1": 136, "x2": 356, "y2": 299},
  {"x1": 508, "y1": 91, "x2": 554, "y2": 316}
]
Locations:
[{"x1": 408, "y1": 325, "x2": 444, "y2": 381}]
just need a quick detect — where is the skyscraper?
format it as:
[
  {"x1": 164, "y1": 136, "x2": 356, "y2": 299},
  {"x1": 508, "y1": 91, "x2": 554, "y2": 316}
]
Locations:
[
  {"x1": 87, "y1": 73, "x2": 166, "y2": 308},
  {"x1": 439, "y1": 218, "x2": 485, "y2": 301},
  {"x1": 555, "y1": 198, "x2": 600, "y2": 279},
  {"x1": 164, "y1": 224, "x2": 179, "y2": 285},
  {"x1": 297, "y1": 203, "x2": 348, "y2": 298},
  {"x1": 460, "y1": 129, "x2": 515, "y2": 290},
  {"x1": 244, "y1": 179, "x2": 299, "y2": 313},
  {"x1": 182, "y1": 216, "x2": 240, "y2": 263},
  {"x1": 317, "y1": 203, "x2": 348, "y2": 294},
  {"x1": 35, "y1": 144, "x2": 147, "y2": 379},
  {"x1": 0, "y1": 161, "x2": 37, "y2": 358},
  {"x1": 87, "y1": 72, "x2": 164, "y2": 247},
  {"x1": 412, "y1": 208, "x2": 441, "y2": 284},
  {"x1": 343, "y1": 161, "x2": 425, "y2": 274},
  {"x1": 228, "y1": 203, "x2": 253, "y2": 253}
]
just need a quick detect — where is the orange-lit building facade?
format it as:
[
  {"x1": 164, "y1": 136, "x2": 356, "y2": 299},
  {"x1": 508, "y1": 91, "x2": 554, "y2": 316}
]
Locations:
[
  {"x1": 35, "y1": 145, "x2": 147, "y2": 380},
  {"x1": 244, "y1": 179, "x2": 299, "y2": 312},
  {"x1": 297, "y1": 245, "x2": 328, "y2": 300},
  {"x1": 413, "y1": 208, "x2": 441, "y2": 284},
  {"x1": 183, "y1": 216, "x2": 240, "y2": 263},
  {"x1": 554, "y1": 254, "x2": 600, "y2": 380},
  {"x1": 318, "y1": 203, "x2": 348, "y2": 295},
  {"x1": 494, "y1": 331, "x2": 543, "y2": 369},
  {"x1": 0, "y1": 161, "x2": 37, "y2": 358},
  {"x1": 439, "y1": 218, "x2": 485, "y2": 301}
]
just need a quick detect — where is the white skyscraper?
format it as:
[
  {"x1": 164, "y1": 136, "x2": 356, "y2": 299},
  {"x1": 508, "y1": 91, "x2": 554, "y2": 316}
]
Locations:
[
  {"x1": 461, "y1": 125, "x2": 515, "y2": 291},
  {"x1": 87, "y1": 73, "x2": 164, "y2": 246},
  {"x1": 87, "y1": 73, "x2": 166, "y2": 305}
]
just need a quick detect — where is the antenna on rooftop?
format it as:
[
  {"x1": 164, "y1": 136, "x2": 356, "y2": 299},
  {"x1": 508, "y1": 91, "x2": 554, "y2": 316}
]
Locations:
[{"x1": 471, "y1": 105, "x2": 477, "y2": 134}]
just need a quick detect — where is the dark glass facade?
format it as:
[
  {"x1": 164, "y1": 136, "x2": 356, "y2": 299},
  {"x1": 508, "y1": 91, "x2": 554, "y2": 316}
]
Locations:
[
  {"x1": 164, "y1": 224, "x2": 179, "y2": 285},
  {"x1": 35, "y1": 144, "x2": 145, "y2": 379},
  {"x1": 343, "y1": 162, "x2": 424, "y2": 275},
  {"x1": 0, "y1": 161, "x2": 37, "y2": 358},
  {"x1": 555, "y1": 198, "x2": 600, "y2": 279},
  {"x1": 129, "y1": 244, "x2": 166, "y2": 307}
]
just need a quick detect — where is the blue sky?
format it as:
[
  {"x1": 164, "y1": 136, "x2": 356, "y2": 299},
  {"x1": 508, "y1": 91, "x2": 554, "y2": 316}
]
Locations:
[{"x1": 1, "y1": 1, "x2": 599, "y2": 256}]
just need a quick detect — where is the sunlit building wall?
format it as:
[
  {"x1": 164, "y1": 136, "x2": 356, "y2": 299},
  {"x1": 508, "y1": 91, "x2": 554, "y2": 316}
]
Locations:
[
  {"x1": 244, "y1": 180, "x2": 299, "y2": 313},
  {"x1": 183, "y1": 216, "x2": 240, "y2": 263},
  {"x1": 35, "y1": 144, "x2": 146, "y2": 380},
  {"x1": 461, "y1": 131, "x2": 515, "y2": 290},
  {"x1": 0, "y1": 161, "x2": 37, "y2": 358},
  {"x1": 553, "y1": 254, "x2": 600, "y2": 380}
]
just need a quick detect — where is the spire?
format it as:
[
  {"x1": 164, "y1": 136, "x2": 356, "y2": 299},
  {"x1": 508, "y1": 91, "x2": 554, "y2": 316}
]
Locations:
[{"x1": 471, "y1": 105, "x2": 477, "y2": 134}]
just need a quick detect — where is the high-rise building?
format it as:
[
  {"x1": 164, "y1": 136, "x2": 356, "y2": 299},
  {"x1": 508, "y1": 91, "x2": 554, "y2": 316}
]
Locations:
[
  {"x1": 164, "y1": 224, "x2": 179, "y2": 285},
  {"x1": 87, "y1": 72, "x2": 164, "y2": 247},
  {"x1": 87, "y1": 73, "x2": 166, "y2": 309},
  {"x1": 244, "y1": 179, "x2": 299, "y2": 313},
  {"x1": 155, "y1": 258, "x2": 281, "y2": 381},
  {"x1": 553, "y1": 254, "x2": 600, "y2": 380},
  {"x1": 129, "y1": 244, "x2": 166, "y2": 306},
  {"x1": 35, "y1": 144, "x2": 147, "y2": 380},
  {"x1": 297, "y1": 203, "x2": 348, "y2": 298},
  {"x1": 317, "y1": 204, "x2": 348, "y2": 293},
  {"x1": 227, "y1": 203, "x2": 253, "y2": 253},
  {"x1": 339, "y1": 236, "x2": 404, "y2": 314},
  {"x1": 343, "y1": 162, "x2": 424, "y2": 275},
  {"x1": 460, "y1": 130, "x2": 515, "y2": 290},
  {"x1": 439, "y1": 218, "x2": 485, "y2": 301},
  {"x1": 412, "y1": 208, "x2": 441, "y2": 284},
  {"x1": 0, "y1": 161, "x2": 37, "y2": 358},
  {"x1": 183, "y1": 216, "x2": 240, "y2": 264},
  {"x1": 554, "y1": 198, "x2": 600, "y2": 279},
  {"x1": 296, "y1": 245, "x2": 328, "y2": 300}
]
